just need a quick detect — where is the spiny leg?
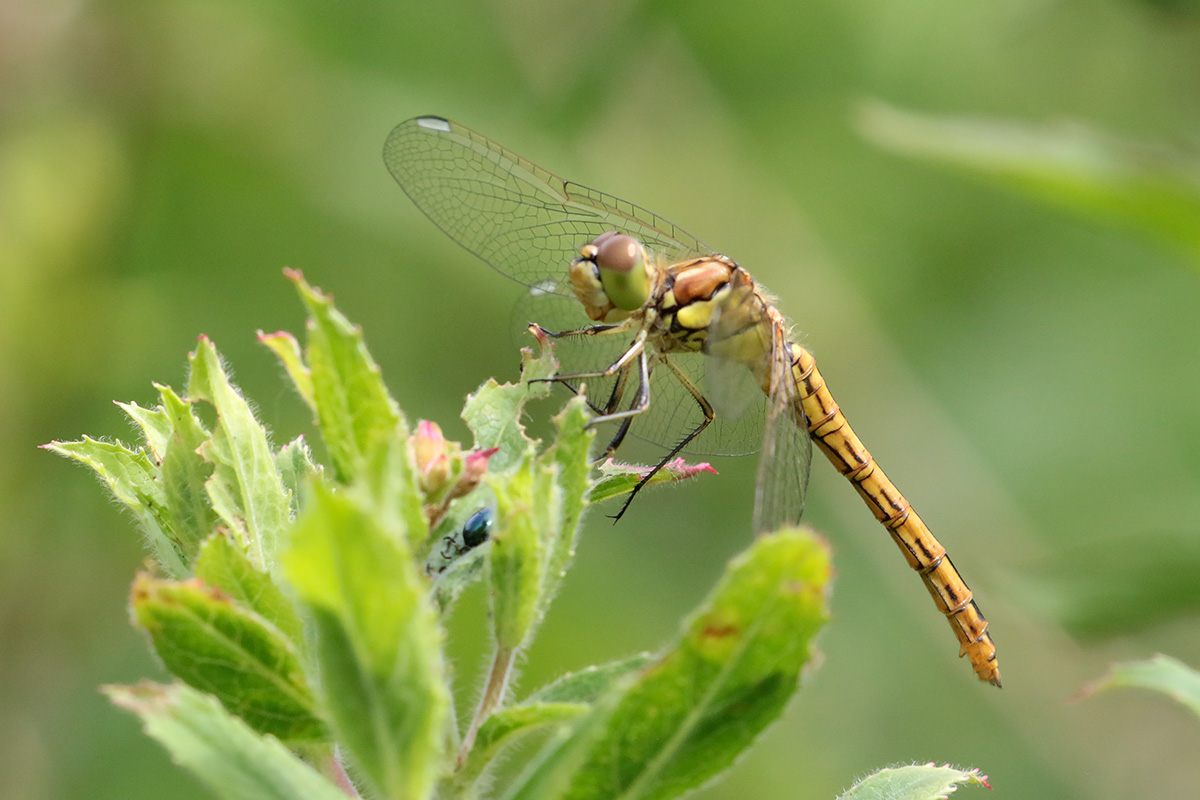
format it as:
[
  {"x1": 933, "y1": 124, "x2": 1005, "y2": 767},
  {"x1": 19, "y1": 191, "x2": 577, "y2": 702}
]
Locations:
[
  {"x1": 536, "y1": 327, "x2": 649, "y2": 385},
  {"x1": 527, "y1": 320, "x2": 643, "y2": 406}
]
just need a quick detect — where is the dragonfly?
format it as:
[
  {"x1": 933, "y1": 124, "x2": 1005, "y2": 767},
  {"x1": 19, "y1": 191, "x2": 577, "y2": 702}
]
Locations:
[{"x1": 384, "y1": 115, "x2": 1000, "y2": 687}]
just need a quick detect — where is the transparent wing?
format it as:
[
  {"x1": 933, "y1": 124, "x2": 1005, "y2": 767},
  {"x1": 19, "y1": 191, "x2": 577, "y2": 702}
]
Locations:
[
  {"x1": 751, "y1": 323, "x2": 812, "y2": 533},
  {"x1": 706, "y1": 279, "x2": 812, "y2": 533},
  {"x1": 384, "y1": 116, "x2": 709, "y2": 297}
]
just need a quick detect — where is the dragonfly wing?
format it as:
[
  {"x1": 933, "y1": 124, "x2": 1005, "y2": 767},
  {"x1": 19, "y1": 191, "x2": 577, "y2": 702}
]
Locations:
[
  {"x1": 645, "y1": 350, "x2": 765, "y2": 457},
  {"x1": 752, "y1": 322, "x2": 812, "y2": 534},
  {"x1": 706, "y1": 277, "x2": 811, "y2": 533},
  {"x1": 384, "y1": 116, "x2": 709, "y2": 294}
]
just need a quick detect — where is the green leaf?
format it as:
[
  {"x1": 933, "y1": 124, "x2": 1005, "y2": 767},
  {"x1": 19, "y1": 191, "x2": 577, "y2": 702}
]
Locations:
[
  {"x1": 430, "y1": 544, "x2": 488, "y2": 612},
  {"x1": 275, "y1": 436, "x2": 320, "y2": 519},
  {"x1": 284, "y1": 270, "x2": 404, "y2": 482},
  {"x1": 258, "y1": 329, "x2": 315, "y2": 412},
  {"x1": 858, "y1": 100, "x2": 1200, "y2": 265},
  {"x1": 489, "y1": 456, "x2": 549, "y2": 654},
  {"x1": 358, "y1": 433, "x2": 428, "y2": 551},
  {"x1": 588, "y1": 458, "x2": 717, "y2": 506},
  {"x1": 117, "y1": 399, "x2": 173, "y2": 462},
  {"x1": 42, "y1": 437, "x2": 187, "y2": 577},
  {"x1": 131, "y1": 574, "x2": 323, "y2": 742},
  {"x1": 194, "y1": 533, "x2": 306, "y2": 652},
  {"x1": 559, "y1": 527, "x2": 831, "y2": 800},
  {"x1": 1079, "y1": 654, "x2": 1200, "y2": 719},
  {"x1": 284, "y1": 483, "x2": 447, "y2": 800},
  {"x1": 838, "y1": 764, "x2": 991, "y2": 800},
  {"x1": 462, "y1": 339, "x2": 558, "y2": 474},
  {"x1": 187, "y1": 336, "x2": 291, "y2": 571},
  {"x1": 526, "y1": 654, "x2": 654, "y2": 705},
  {"x1": 541, "y1": 395, "x2": 594, "y2": 602},
  {"x1": 156, "y1": 383, "x2": 219, "y2": 562},
  {"x1": 105, "y1": 682, "x2": 346, "y2": 800}
]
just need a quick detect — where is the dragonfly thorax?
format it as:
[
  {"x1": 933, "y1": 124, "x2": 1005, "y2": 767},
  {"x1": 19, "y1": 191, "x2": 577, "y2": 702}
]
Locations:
[{"x1": 657, "y1": 255, "x2": 751, "y2": 353}]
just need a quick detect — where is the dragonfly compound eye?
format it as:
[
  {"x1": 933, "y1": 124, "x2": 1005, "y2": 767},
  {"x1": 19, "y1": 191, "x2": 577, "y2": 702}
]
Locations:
[
  {"x1": 593, "y1": 233, "x2": 650, "y2": 312},
  {"x1": 594, "y1": 233, "x2": 639, "y2": 273}
]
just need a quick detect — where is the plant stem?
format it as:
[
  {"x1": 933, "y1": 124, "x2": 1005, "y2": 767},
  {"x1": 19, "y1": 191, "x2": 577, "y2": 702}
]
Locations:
[{"x1": 458, "y1": 645, "x2": 516, "y2": 764}]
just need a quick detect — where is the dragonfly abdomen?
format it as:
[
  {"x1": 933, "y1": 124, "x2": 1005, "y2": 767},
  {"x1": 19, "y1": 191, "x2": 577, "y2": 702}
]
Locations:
[{"x1": 787, "y1": 342, "x2": 1001, "y2": 687}]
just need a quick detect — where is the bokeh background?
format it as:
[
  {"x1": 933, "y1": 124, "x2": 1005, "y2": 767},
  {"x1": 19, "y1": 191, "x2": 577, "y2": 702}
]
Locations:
[{"x1": 6, "y1": 0, "x2": 1200, "y2": 798}]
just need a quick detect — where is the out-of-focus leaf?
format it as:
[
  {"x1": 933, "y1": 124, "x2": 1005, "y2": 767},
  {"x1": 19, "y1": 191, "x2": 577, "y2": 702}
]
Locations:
[
  {"x1": 525, "y1": 653, "x2": 654, "y2": 704},
  {"x1": 859, "y1": 100, "x2": 1200, "y2": 264},
  {"x1": 130, "y1": 574, "x2": 323, "y2": 742},
  {"x1": 284, "y1": 483, "x2": 447, "y2": 800},
  {"x1": 358, "y1": 432, "x2": 428, "y2": 550},
  {"x1": 1079, "y1": 654, "x2": 1200, "y2": 719},
  {"x1": 838, "y1": 763, "x2": 991, "y2": 800},
  {"x1": 500, "y1": 674, "x2": 633, "y2": 800},
  {"x1": 557, "y1": 527, "x2": 831, "y2": 800},
  {"x1": 1032, "y1": 529, "x2": 1200, "y2": 639},
  {"x1": 105, "y1": 682, "x2": 345, "y2": 800},
  {"x1": 187, "y1": 336, "x2": 291, "y2": 571},
  {"x1": 258, "y1": 329, "x2": 315, "y2": 412}
]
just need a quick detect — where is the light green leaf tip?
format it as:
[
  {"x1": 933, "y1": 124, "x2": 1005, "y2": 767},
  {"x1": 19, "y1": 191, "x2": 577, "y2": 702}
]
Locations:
[
  {"x1": 42, "y1": 436, "x2": 187, "y2": 577},
  {"x1": 838, "y1": 763, "x2": 991, "y2": 800}
]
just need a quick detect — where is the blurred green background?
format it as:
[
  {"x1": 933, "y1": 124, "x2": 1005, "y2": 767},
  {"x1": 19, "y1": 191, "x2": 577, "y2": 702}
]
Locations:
[{"x1": 6, "y1": 0, "x2": 1200, "y2": 798}]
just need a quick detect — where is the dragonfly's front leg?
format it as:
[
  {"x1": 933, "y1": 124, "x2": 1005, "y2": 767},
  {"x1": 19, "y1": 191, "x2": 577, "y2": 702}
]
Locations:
[
  {"x1": 530, "y1": 321, "x2": 652, "y2": 455},
  {"x1": 535, "y1": 325, "x2": 649, "y2": 384},
  {"x1": 529, "y1": 321, "x2": 649, "y2": 421}
]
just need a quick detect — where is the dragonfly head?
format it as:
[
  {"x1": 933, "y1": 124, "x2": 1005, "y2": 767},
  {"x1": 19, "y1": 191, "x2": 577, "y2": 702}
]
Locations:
[{"x1": 570, "y1": 231, "x2": 652, "y2": 320}]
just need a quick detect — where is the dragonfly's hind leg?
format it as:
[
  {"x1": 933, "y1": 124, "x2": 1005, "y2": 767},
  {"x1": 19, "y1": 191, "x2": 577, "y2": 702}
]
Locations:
[{"x1": 609, "y1": 355, "x2": 714, "y2": 523}]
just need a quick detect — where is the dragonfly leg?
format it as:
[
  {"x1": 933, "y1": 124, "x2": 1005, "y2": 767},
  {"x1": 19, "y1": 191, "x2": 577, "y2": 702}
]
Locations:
[
  {"x1": 609, "y1": 354, "x2": 714, "y2": 522},
  {"x1": 587, "y1": 349, "x2": 651, "y2": 427},
  {"x1": 534, "y1": 328, "x2": 650, "y2": 385},
  {"x1": 532, "y1": 321, "x2": 630, "y2": 339},
  {"x1": 596, "y1": 361, "x2": 638, "y2": 456}
]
